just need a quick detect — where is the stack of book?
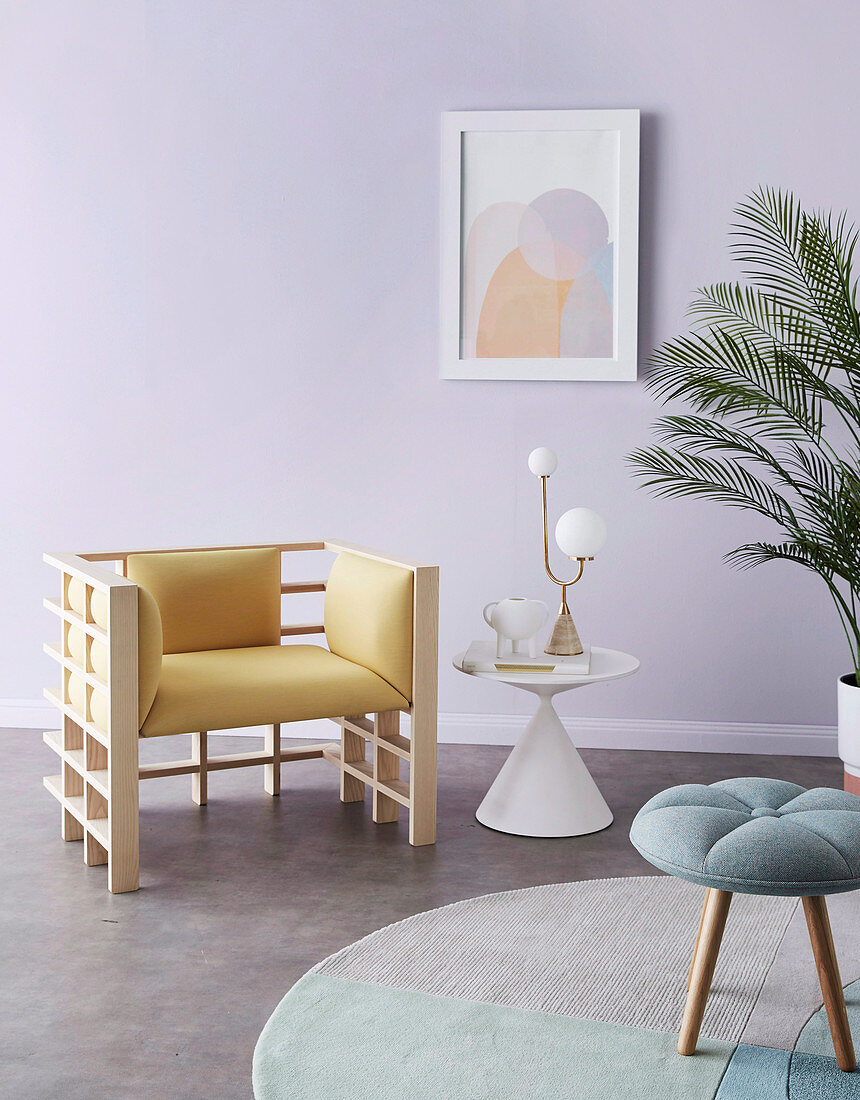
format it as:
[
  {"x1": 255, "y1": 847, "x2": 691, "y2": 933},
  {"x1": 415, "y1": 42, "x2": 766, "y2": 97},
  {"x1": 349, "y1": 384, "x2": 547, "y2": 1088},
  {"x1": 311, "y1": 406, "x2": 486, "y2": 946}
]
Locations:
[{"x1": 461, "y1": 639, "x2": 591, "y2": 675}]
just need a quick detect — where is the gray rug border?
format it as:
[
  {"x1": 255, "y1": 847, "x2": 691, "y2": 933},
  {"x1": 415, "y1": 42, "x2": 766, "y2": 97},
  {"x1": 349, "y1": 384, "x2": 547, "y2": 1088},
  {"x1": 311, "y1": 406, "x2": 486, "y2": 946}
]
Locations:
[{"x1": 310, "y1": 873, "x2": 647, "y2": 975}]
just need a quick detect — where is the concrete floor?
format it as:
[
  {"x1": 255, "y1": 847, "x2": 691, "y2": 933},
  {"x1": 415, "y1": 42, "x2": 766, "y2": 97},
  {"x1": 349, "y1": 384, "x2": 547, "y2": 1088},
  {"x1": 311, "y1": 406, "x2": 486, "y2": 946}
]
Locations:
[{"x1": 0, "y1": 728, "x2": 842, "y2": 1098}]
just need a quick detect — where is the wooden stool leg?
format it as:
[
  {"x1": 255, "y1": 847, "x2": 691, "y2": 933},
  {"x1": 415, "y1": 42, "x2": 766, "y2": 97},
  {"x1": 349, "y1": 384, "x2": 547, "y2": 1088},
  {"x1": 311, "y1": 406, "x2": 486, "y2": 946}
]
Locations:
[
  {"x1": 679, "y1": 888, "x2": 732, "y2": 1055},
  {"x1": 803, "y1": 896, "x2": 856, "y2": 1072},
  {"x1": 687, "y1": 888, "x2": 712, "y2": 990}
]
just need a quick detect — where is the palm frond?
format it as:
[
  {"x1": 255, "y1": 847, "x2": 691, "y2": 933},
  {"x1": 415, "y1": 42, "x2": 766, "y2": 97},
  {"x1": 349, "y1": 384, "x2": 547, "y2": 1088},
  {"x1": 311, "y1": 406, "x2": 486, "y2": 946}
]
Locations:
[
  {"x1": 645, "y1": 329, "x2": 823, "y2": 441},
  {"x1": 724, "y1": 539, "x2": 822, "y2": 572},
  {"x1": 629, "y1": 187, "x2": 860, "y2": 675},
  {"x1": 688, "y1": 283, "x2": 843, "y2": 378},
  {"x1": 730, "y1": 188, "x2": 860, "y2": 365},
  {"x1": 651, "y1": 414, "x2": 773, "y2": 459},
  {"x1": 628, "y1": 446, "x2": 797, "y2": 526}
]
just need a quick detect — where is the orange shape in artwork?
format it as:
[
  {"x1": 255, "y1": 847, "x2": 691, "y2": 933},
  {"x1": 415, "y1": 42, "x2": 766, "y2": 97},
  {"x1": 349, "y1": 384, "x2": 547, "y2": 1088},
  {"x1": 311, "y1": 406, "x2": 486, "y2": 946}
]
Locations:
[{"x1": 476, "y1": 248, "x2": 573, "y2": 358}]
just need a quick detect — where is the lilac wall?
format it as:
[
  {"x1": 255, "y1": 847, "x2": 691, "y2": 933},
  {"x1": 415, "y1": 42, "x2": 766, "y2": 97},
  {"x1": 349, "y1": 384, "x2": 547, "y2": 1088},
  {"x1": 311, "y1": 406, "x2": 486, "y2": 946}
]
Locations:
[{"x1": 2, "y1": 1, "x2": 856, "y2": 742}]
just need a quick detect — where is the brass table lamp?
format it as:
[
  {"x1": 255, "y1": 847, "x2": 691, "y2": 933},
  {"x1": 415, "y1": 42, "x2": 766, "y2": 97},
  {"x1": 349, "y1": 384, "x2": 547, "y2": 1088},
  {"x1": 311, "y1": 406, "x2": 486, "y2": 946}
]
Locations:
[{"x1": 528, "y1": 447, "x2": 607, "y2": 656}]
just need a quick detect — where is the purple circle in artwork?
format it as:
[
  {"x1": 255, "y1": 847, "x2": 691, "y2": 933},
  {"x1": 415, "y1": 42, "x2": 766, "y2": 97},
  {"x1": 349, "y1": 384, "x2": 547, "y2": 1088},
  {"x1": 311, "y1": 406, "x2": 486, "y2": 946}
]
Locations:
[{"x1": 518, "y1": 189, "x2": 610, "y2": 281}]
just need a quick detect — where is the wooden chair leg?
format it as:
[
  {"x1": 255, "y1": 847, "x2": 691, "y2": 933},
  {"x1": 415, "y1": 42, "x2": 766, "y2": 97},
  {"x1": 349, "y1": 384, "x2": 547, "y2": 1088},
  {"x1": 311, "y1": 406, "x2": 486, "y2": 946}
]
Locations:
[
  {"x1": 61, "y1": 718, "x2": 84, "y2": 841},
  {"x1": 192, "y1": 731, "x2": 208, "y2": 806},
  {"x1": 105, "y1": 586, "x2": 140, "y2": 894},
  {"x1": 85, "y1": 831, "x2": 108, "y2": 866},
  {"x1": 340, "y1": 716, "x2": 366, "y2": 803},
  {"x1": 373, "y1": 711, "x2": 400, "y2": 824},
  {"x1": 62, "y1": 809, "x2": 84, "y2": 842},
  {"x1": 679, "y1": 888, "x2": 732, "y2": 1055},
  {"x1": 687, "y1": 887, "x2": 712, "y2": 990},
  {"x1": 264, "y1": 724, "x2": 281, "y2": 796},
  {"x1": 803, "y1": 895, "x2": 856, "y2": 1072},
  {"x1": 408, "y1": 564, "x2": 438, "y2": 846}
]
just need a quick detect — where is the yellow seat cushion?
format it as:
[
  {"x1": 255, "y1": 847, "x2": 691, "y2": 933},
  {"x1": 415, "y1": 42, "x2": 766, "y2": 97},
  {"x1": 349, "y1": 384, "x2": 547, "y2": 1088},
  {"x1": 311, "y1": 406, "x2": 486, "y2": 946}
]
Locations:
[
  {"x1": 140, "y1": 644, "x2": 408, "y2": 738},
  {"x1": 126, "y1": 548, "x2": 281, "y2": 654},
  {"x1": 324, "y1": 553, "x2": 414, "y2": 701}
]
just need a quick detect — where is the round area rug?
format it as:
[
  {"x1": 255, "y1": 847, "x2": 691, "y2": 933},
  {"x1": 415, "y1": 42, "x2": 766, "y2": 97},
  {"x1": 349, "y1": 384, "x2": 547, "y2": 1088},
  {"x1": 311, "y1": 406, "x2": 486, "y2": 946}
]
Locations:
[{"x1": 253, "y1": 876, "x2": 860, "y2": 1099}]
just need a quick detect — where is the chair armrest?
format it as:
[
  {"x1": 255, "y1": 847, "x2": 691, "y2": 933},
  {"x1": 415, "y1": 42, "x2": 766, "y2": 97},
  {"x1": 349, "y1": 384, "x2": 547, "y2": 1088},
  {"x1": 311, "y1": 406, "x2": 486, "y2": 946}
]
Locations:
[
  {"x1": 44, "y1": 551, "x2": 137, "y2": 593},
  {"x1": 43, "y1": 549, "x2": 142, "y2": 890},
  {"x1": 325, "y1": 539, "x2": 438, "y2": 845},
  {"x1": 323, "y1": 541, "x2": 438, "y2": 701}
]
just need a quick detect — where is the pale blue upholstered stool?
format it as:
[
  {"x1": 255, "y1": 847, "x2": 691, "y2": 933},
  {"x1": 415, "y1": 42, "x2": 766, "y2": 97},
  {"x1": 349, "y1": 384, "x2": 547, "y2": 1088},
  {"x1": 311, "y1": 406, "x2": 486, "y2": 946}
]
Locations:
[{"x1": 630, "y1": 777, "x2": 860, "y2": 1072}]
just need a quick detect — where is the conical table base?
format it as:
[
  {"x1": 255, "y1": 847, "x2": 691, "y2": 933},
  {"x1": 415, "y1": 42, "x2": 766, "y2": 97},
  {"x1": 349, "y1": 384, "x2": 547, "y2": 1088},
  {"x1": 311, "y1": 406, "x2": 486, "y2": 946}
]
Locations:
[{"x1": 476, "y1": 690, "x2": 613, "y2": 837}]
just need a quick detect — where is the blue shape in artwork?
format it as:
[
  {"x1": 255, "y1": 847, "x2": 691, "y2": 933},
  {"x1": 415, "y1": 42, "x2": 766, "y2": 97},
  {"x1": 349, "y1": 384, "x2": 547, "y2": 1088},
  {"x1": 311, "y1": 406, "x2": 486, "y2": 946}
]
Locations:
[{"x1": 586, "y1": 242, "x2": 614, "y2": 310}]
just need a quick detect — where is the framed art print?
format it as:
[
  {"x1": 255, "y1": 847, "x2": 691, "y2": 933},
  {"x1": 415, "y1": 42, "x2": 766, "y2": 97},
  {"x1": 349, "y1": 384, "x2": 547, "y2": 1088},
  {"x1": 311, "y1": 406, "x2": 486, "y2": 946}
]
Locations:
[{"x1": 441, "y1": 109, "x2": 639, "y2": 381}]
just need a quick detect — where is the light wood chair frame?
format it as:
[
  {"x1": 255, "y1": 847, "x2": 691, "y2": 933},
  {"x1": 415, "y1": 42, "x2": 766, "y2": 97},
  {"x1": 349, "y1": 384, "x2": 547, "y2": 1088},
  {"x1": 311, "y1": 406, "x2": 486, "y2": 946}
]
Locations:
[
  {"x1": 42, "y1": 540, "x2": 439, "y2": 893},
  {"x1": 680, "y1": 886, "x2": 856, "y2": 1072}
]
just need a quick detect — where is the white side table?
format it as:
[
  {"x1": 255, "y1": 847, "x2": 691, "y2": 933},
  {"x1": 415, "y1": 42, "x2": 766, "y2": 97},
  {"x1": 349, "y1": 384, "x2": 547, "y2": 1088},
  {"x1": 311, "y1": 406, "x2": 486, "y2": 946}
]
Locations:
[{"x1": 453, "y1": 647, "x2": 639, "y2": 837}]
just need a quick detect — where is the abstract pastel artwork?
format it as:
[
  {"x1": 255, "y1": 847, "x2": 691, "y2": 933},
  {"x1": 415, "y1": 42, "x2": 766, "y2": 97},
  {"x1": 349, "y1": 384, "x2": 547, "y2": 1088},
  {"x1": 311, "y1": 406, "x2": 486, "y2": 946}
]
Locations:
[
  {"x1": 463, "y1": 187, "x2": 614, "y2": 360},
  {"x1": 441, "y1": 110, "x2": 640, "y2": 381}
]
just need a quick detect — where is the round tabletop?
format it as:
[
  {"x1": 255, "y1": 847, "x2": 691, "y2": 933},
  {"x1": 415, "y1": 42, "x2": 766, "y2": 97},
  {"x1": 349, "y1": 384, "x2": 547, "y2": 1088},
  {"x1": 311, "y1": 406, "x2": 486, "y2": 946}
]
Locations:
[{"x1": 452, "y1": 646, "x2": 639, "y2": 690}]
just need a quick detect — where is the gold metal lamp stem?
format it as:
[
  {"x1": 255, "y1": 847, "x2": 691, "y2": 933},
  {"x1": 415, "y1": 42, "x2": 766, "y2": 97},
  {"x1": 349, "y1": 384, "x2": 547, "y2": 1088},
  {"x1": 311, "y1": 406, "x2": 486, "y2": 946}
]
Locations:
[{"x1": 540, "y1": 475, "x2": 589, "y2": 656}]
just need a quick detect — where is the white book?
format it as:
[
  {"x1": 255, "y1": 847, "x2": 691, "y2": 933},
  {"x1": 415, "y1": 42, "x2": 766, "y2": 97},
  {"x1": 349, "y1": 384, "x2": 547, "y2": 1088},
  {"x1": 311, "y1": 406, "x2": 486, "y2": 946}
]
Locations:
[{"x1": 461, "y1": 639, "x2": 591, "y2": 675}]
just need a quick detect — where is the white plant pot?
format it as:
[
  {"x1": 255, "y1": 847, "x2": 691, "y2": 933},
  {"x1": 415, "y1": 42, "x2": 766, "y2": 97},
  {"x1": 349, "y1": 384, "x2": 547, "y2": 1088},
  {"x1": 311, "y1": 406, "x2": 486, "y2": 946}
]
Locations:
[
  {"x1": 837, "y1": 674, "x2": 860, "y2": 795},
  {"x1": 483, "y1": 598, "x2": 549, "y2": 659}
]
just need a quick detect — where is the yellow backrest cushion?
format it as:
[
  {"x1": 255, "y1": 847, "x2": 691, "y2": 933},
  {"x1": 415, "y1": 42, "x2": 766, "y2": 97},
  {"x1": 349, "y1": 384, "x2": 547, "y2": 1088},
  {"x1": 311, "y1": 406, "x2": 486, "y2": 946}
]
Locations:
[
  {"x1": 324, "y1": 552, "x2": 413, "y2": 701},
  {"x1": 126, "y1": 548, "x2": 281, "y2": 655}
]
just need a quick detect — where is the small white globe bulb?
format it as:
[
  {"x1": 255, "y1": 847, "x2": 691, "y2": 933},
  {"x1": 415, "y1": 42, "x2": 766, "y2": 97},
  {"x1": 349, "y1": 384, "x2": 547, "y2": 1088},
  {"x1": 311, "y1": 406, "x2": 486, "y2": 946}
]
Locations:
[
  {"x1": 555, "y1": 508, "x2": 607, "y2": 559},
  {"x1": 528, "y1": 447, "x2": 558, "y2": 477}
]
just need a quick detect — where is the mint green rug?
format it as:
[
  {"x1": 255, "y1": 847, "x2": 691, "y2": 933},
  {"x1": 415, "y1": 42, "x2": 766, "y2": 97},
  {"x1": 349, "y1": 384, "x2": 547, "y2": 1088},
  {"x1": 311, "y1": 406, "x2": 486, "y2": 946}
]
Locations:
[
  {"x1": 256, "y1": 973, "x2": 735, "y2": 1098},
  {"x1": 253, "y1": 876, "x2": 860, "y2": 1098}
]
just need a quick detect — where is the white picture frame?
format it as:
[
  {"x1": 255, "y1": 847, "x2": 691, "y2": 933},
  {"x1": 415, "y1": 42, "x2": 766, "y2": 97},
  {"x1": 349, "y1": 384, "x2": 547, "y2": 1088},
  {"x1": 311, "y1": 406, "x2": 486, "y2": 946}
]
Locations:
[{"x1": 441, "y1": 109, "x2": 640, "y2": 381}]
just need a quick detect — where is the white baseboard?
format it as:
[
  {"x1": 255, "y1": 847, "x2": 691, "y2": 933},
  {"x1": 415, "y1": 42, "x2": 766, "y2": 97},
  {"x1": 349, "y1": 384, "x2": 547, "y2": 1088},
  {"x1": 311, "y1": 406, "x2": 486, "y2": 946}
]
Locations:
[
  {"x1": 437, "y1": 712, "x2": 838, "y2": 757},
  {"x1": 0, "y1": 699, "x2": 56, "y2": 729},
  {"x1": 1, "y1": 698, "x2": 839, "y2": 758}
]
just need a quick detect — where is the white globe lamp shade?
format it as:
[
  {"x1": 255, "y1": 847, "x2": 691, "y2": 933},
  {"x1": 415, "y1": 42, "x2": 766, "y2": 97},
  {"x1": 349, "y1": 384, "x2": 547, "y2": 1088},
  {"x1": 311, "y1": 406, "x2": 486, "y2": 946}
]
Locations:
[
  {"x1": 555, "y1": 508, "x2": 607, "y2": 559},
  {"x1": 528, "y1": 447, "x2": 558, "y2": 477}
]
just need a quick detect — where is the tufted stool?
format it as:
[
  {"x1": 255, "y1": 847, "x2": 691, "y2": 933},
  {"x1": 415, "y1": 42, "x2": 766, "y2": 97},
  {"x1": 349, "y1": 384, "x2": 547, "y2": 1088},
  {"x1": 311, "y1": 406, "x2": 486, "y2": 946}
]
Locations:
[{"x1": 630, "y1": 777, "x2": 860, "y2": 1072}]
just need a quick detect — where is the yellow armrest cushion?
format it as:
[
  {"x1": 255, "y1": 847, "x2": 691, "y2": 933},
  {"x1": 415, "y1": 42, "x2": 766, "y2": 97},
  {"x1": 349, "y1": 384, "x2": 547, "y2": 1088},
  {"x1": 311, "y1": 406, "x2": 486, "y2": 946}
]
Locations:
[
  {"x1": 65, "y1": 585, "x2": 162, "y2": 729},
  {"x1": 324, "y1": 552, "x2": 413, "y2": 701},
  {"x1": 67, "y1": 577, "x2": 108, "y2": 629}
]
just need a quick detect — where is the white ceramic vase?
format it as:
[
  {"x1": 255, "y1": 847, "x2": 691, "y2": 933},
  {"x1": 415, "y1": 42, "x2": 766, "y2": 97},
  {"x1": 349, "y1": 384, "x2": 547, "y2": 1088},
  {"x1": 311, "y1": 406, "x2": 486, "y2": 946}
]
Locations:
[
  {"x1": 483, "y1": 598, "x2": 549, "y2": 659},
  {"x1": 838, "y1": 674, "x2": 860, "y2": 795}
]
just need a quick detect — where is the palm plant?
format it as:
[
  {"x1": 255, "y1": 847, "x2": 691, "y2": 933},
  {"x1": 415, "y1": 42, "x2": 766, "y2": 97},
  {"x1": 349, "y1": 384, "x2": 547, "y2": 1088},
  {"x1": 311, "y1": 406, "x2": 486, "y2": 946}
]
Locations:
[{"x1": 629, "y1": 188, "x2": 860, "y2": 679}]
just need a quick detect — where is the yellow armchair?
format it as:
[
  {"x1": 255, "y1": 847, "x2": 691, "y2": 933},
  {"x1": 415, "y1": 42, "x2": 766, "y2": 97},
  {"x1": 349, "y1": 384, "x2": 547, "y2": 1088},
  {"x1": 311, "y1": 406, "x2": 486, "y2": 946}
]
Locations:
[{"x1": 42, "y1": 540, "x2": 439, "y2": 893}]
